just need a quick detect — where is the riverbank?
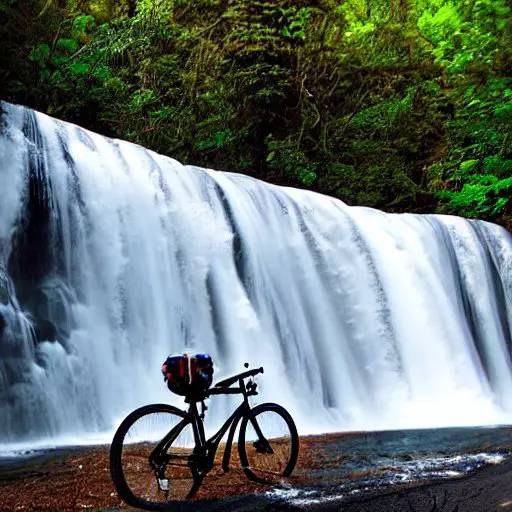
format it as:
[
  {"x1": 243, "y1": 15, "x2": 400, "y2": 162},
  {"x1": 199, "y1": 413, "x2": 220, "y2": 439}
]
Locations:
[
  {"x1": 292, "y1": 458, "x2": 512, "y2": 511},
  {"x1": 1, "y1": 427, "x2": 511, "y2": 511}
]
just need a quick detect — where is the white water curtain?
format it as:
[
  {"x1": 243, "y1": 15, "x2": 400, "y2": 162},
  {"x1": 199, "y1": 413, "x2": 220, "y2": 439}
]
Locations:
[{"x1": 0, "y1": 102, "x2": 511, "y2": 447}]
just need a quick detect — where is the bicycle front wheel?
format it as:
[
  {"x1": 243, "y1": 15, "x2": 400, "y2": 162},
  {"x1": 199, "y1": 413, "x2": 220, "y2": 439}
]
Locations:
[
  {"x1": 110, "y1": 404, "x2": 197, "y2": 509},
  {"x1": 238, "y1": 402, "x2": 299, "y2": 485}
]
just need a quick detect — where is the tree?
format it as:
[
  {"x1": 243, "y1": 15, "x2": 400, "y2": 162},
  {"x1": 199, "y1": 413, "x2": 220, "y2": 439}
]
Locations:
[{"x1": 1, "y1": 0, "x2": 511, "y2": 229}]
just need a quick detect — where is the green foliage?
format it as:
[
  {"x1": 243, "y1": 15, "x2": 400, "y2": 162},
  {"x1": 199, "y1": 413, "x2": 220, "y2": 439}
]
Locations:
[
  {"x1": 439, "y1": 174, "x2": 512, "y2": 217},
  {"x1": 72, "y1": 15, "x2": 96, "y2": 39},
  {"x1": 1, "y1": 0, "x2": 511, "y2": 229},
  {"x1": 350, "y1": 88, "x2": 417, "y2": 134},
  {"x1": 28, "y1": 44, "x2": 51, "y2": 67},
  {"x1": 266, "y1": 136, "x2": 318, "y2": 186},
  {"x1": 418, "y1": 0, "x2": 510, "y2": 72}
]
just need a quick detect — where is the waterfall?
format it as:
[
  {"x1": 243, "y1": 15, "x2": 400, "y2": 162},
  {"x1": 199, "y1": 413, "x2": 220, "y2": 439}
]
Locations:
[{"x1": 1, "y1": 102, "x2": 511, "y2": 447}]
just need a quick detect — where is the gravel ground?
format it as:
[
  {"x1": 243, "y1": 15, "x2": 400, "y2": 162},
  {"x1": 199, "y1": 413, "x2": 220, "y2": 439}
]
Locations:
[{"x1": 0, "y1": 429, "x2": 510, "y2": 512}]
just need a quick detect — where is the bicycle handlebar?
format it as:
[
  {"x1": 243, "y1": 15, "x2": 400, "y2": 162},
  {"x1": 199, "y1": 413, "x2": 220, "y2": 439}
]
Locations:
[{"x1": 213, "y1": 367, "x2": 264, "y2": 390}]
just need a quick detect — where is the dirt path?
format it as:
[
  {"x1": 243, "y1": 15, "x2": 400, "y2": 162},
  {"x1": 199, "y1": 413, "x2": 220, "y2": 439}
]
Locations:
[{"x1": 0, "y1": 442, "x2": 310, "y2": 511}]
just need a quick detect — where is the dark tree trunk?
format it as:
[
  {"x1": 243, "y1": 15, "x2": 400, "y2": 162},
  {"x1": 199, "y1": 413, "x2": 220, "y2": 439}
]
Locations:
[{"x1": 127, "y1": 0, "x2": 137, "y2": 18}]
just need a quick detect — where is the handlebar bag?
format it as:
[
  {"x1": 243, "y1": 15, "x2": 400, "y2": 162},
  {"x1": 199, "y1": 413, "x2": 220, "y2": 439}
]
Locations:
[{"x1": 161, "y1": 353, "x2": 213, "y2": 399}]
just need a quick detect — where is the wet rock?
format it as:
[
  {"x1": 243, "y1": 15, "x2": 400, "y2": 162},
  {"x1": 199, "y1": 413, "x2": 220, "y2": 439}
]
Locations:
[
  {"x1": 0, "y1": 102, "x2": 6, "y2": 135},
  {"x1": 0, "y1": 271, "x2": 9, "y2": 336},
  {"x1": 33, "y1": 317, "x2": 57, "y2": 343},
  {"x1": 17, "y1": 279, "x2": 75, "y2": 346},
  {"x1": 8, "y1": 111, "x2": 56, "y2": 303},
  {"x1": 0, "y1": 312, "x2": 5, "y2": 337},
  {"x1": 0, "y1": 271, "x2": 8, "y2": 305}
]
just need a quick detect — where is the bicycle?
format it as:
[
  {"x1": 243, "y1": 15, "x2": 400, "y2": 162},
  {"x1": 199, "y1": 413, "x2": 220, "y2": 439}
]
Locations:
[{"x1": 110, "y1": 364, "x2": 299, "y2": 510}]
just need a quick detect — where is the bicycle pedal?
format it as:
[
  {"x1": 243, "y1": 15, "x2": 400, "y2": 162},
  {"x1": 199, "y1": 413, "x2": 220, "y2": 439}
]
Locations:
[{"x1": 158, "y1": 478, "x2": 169, "y2": 491}]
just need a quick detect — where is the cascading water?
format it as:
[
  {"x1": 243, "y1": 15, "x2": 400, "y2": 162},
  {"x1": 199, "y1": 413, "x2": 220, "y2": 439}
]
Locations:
[{"x1": 0, "y1": 101, "x2": 511, "y2": 448}]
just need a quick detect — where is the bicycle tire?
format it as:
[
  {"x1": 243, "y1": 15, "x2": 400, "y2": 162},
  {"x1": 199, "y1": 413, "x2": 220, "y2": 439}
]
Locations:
[
  {"x1": 238, "y1": 402, "x2": 299, "y2": 485},
  {"x1": 110, "y1": 403, "x2": 197, "y2": 510}
]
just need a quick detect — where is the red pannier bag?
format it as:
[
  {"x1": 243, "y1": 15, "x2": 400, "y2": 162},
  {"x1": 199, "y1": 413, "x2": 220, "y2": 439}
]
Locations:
[{"x1": 161, "y1": 353, "x2": 213, "y2": 400}]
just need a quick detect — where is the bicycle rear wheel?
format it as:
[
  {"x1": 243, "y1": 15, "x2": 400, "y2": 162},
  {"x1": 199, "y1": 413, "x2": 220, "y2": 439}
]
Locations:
[
  {"x1": 110, "y1": 404, "x2": 197, "y2": 509},
  {"x1": 238, "y1": 402, "x2": 299, "y2": 485}
]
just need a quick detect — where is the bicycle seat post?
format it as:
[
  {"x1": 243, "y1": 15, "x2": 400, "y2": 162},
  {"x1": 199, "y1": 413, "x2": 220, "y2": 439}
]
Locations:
[
  {"x1": 200, "y1": 400, "x2": 207, "y2": 420},
  {"x1": 188, "y1": 400, "x2": 207, "y2": 447}
]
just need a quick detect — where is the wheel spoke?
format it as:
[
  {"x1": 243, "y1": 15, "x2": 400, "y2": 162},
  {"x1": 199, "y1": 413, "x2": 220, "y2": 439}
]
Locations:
[
  {"x1": 239, "y1": 404, "x2": 299, "y2": 485},
  {"x1": 110, "y1": 405, "x2": 199, "y2": 508}
]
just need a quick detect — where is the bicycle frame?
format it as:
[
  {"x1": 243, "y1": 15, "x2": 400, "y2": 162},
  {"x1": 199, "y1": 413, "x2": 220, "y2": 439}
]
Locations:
[{"x1": 150, "y1": 377, "x2": 267, "y2": 484}]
